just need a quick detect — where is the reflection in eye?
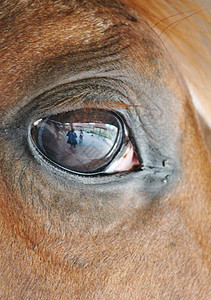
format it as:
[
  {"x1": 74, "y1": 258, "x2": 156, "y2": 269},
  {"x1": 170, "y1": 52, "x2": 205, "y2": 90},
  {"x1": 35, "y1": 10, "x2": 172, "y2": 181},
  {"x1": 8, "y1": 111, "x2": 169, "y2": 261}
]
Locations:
[{"x1": 30, "y1": 109, "x2": 141, "y2": 175}]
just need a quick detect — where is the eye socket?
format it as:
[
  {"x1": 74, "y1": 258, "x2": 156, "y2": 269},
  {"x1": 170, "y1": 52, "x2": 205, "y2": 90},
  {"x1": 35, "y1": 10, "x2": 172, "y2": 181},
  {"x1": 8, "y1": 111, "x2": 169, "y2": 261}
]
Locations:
[{"x1": 30, "y1": 109, "x2": 141, "y2": 175}]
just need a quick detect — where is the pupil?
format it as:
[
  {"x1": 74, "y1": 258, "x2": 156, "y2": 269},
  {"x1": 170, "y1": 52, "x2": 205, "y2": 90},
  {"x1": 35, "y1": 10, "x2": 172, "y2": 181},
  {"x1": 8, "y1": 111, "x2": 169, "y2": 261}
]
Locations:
[{"x1": 31, "y1": 109, "x2": 124, "y2": 174}]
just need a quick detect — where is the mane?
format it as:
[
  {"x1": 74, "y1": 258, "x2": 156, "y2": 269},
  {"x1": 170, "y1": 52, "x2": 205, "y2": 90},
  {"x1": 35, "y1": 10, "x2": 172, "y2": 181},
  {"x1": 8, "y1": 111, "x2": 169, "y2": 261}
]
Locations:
[{"x1": 120, "y1": 0, "x2": 211, "y2": 128}]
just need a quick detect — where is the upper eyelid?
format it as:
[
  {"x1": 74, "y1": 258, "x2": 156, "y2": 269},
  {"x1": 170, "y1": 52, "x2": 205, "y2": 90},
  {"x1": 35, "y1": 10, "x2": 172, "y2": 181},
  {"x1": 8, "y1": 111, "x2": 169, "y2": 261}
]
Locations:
[
  {"x1": 0, "y1": 72, "x2": 131, "y2": 126},
  {"x1": 15, "y1": 80, "x2": 138, "y2": 126}
]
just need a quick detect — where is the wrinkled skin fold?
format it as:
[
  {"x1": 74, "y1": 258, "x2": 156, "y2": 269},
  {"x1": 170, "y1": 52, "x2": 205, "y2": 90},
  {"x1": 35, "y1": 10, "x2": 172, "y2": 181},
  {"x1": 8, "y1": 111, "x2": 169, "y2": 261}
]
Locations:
[{"x1": 0, "y1": 1, "x2": 210, "y2": 299}]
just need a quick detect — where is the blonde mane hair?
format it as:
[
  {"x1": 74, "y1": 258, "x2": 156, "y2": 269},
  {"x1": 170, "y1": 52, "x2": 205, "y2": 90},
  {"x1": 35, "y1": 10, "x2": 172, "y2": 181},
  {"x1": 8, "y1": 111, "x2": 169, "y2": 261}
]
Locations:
[{"x1": 121, "y1": 0, "x2": 211, "y2": 128}]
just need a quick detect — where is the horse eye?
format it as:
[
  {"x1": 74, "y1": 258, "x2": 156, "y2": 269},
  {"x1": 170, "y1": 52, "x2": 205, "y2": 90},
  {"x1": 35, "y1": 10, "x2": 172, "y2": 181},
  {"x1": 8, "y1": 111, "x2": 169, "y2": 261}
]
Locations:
[{"x1": 30, "y1": 109, "x2": 141, "y2": 175}]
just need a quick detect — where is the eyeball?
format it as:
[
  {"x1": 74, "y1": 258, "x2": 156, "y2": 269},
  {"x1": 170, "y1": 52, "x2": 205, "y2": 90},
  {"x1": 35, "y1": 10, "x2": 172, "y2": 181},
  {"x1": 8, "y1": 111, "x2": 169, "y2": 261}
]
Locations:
[{"x1": 30, "y1": 109, "x2": 141, "y2": 175}]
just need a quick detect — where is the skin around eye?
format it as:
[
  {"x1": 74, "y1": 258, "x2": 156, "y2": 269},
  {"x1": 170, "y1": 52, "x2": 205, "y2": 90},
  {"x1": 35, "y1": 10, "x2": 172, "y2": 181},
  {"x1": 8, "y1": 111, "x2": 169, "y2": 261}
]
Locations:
[{"x1": 30, "y1": 109, "x2": 141, "y2": 175}]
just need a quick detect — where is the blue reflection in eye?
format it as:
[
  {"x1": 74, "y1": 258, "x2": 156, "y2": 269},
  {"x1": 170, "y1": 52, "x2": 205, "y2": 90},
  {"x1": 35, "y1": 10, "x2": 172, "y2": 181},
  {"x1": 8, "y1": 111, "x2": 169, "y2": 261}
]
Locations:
[{"x1": 30, "y1": 109, "x2": 141, "y2": 175}]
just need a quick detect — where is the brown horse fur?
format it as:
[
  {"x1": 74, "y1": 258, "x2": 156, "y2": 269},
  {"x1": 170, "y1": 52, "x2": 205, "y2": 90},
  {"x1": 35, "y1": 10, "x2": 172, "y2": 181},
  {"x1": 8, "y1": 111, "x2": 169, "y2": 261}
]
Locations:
[{"x1": 0, "y1": 0, "x2": 210, "y2": 299}]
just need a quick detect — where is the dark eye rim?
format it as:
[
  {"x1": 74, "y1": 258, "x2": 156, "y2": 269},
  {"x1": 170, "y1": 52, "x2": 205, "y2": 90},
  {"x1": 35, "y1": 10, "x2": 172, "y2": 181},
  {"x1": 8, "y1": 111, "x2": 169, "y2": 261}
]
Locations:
[{"x1": 29, "y1": 109, "x2": 138, "y2": 177}]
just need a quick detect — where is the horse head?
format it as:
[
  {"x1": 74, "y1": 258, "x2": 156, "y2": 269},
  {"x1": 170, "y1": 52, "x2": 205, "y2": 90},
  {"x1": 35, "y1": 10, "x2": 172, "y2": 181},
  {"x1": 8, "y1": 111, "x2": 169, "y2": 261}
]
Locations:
[{"x1": 0, "y1": 0, "x2": 210, "y2": 298}]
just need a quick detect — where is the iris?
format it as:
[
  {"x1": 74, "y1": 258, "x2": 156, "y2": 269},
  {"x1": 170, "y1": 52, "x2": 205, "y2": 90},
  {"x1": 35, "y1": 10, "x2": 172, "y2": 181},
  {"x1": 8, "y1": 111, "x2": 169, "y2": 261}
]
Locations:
[{"x1": 30, "y1": 109, "x2": 141, "y2": 175}]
